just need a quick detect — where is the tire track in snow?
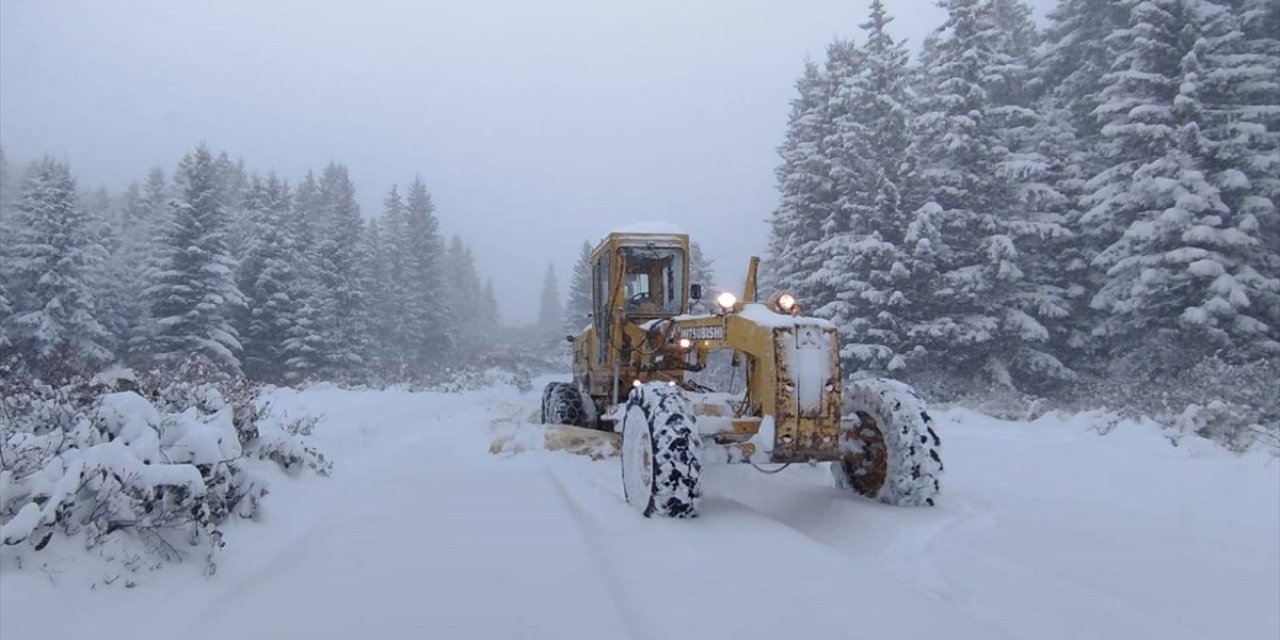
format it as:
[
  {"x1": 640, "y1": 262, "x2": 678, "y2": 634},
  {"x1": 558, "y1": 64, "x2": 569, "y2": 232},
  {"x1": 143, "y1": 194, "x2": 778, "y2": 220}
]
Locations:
[{"x1": 543, "y1": 469, "x2": 654, "y2": 640}]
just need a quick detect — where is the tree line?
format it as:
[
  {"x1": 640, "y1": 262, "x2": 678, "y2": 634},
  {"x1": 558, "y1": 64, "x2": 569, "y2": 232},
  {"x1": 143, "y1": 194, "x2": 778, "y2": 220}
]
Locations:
[
  {"x1": 765, "y1": 0, "x2": 1278, "y2": 415},
  {"x1": 0, "y1": 143, "x2": 499, "y2": 385}
]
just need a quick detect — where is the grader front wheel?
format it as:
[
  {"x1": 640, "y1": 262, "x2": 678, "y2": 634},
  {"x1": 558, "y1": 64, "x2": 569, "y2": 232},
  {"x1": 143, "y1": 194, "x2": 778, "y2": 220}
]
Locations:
[
  {"x1": 621, "y1": 383, "x2": 703, "y2": 518},
  {"x1": 833, "y1": 378, "x2": 943, "y2": 507}
]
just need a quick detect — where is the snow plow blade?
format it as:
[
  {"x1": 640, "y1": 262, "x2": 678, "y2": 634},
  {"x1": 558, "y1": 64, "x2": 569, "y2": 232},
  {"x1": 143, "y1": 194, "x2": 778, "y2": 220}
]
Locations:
[{"x1": 490, "y1": 423, "x2": 620, "y2": 460}]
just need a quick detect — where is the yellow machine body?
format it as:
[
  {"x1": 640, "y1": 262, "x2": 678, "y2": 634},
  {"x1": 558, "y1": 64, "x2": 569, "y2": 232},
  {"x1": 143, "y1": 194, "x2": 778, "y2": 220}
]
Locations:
[{"x1": 569, "y1": 230, "x2": 845, "y2": 464}]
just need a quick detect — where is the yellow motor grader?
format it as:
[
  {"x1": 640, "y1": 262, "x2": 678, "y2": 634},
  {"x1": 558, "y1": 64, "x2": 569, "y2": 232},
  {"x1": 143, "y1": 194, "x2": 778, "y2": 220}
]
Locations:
[{"x1": 540, "y1": 227, "x2": 942, "y2": 518}]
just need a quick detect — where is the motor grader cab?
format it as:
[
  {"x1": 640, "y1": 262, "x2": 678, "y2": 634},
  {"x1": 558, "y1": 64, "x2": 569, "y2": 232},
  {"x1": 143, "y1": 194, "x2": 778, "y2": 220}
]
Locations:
[{"x1": 542, "y1": 228, "x2": 943, "y2": 518}]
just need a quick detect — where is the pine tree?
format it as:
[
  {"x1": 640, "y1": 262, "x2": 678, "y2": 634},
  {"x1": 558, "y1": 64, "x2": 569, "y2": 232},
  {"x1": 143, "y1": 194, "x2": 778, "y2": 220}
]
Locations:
[
  {"x1": 1084, "y1": 0, "x2": 1280, "y2": 369},
  {"x1": 145, "y1": 144, "x2": 245, "y2": 374},
  {"x1": 5, "y1": 158, "x2": 113, "y2": 379},
  {"x1": 1038, "y1": 3, "x2": 1137, "y2": 368},
  {"x1": 690, "y1": 241, "x2": 716, "y2": 289},
  {"x1": 688, "y1": 241, "x2": 717, "y2": 313},
  {"x1": 364, "y1": 188, "x2": 402, "y2": 376},
  {"x1": 1, "y1": 148, "x2": 20, "y2": 359},
  {"x1": 291, "y1": 170, "x2": 320, "y2": 261},
  {"x1": 215, "y1": 153, "x2": 251, "y2": 262},
  {"x1": 1040, "y1": 0, "x2": 1133, "y2": 140},
  {"x1": 444, "y1": 235, "x2": 484, "y2": 354},
  {"x1": 400, "y1": 177, "x2": 451, "y2": 375},
  {"x1": 536, "y1": 263, "x2": 562, "y2": 337},
  {"x1": 0, "y1": 278, "x2": 11, "y2": 356},
  {"x1": 988, "y1": 0, "x2": 1077, "y2": 383},
  {"x1": 80, "y1": 186, "x2": 134, "y2": 358},
  {"x1": 564, "y1": 241, "x2": 593, "y2": 335},
  {"x1": 1209, "y1": 0, "x2": 1280, "y2": 345},
  {"x1": 907, "y1": 0, "x2": 1064, "y2": 387},
  {"x1": 796, "y1": 40, "x2": 865, "y2": 317},
  {"x1": 0, "y1": 144, "x2": 15, "y2": 215},
  {"x1": 765, "y1": 60, "x2": 834, "y2": 298},
  {"x1": 312, "y1": 162, "x2": 370, "y2": 380},
  {"x1": 481, "y1": 279, "x2": 500, "y2": 329},
  {"x1": 805, "y1": 0, "x2": 922, "y2": 374},
  {"x1": 236, "y1": 174, "x2": 303, "y2": 382}
]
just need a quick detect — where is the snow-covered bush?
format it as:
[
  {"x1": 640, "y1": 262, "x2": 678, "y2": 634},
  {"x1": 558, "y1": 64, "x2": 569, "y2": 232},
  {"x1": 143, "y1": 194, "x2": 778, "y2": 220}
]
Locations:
[
  {"x1": 1069, "y1": 355, "x2": 1279, "y2": 453},
  {"x1": 0, "y1": 360, "x2": 330, "y2": 579}
]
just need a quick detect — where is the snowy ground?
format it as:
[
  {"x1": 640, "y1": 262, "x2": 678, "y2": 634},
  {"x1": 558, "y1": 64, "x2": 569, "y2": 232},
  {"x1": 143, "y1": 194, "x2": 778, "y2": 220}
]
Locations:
[{"x1": 2, "y1": 377, "x2": 1277, "y2": 640}]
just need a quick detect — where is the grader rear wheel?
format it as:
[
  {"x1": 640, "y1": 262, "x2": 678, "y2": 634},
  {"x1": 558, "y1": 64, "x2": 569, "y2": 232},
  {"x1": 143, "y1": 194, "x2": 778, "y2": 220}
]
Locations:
[
  {"x1": 833, "y1": 378, "x2": 943, "y2": 507},
  {"x1": 541, "y1": 382, "x2": 586, "y2": 427}
]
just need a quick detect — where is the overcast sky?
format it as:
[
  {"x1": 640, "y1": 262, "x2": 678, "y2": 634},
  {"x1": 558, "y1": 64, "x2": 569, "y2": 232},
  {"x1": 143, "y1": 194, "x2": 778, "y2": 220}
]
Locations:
[{"x1": 0, "y1": 0, "x2": 1054, "y2": 324}]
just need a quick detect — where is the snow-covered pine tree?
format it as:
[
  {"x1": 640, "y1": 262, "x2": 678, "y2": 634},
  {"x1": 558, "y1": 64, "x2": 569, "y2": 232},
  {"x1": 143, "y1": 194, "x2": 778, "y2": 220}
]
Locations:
[
  {"x1": 806, "y1": 0, "x2": 920, "y2": 375},
  {"x1": 536, "y1": 263, "x2": 562, "y2": 338},
  {"x1": 798, "y1": 39, "x2": 865, "y2": 318},
  {"x1": 272, "y1": 171, "x2": 325, "y2": 383},
  {"x1": 444, "y1": 235, "x2": 484, "y2": 356},
  {"x1": 764, "y1": 60, "x2": 834, "y2": 298},
  {"x1": 145, "y1": 144, "x2": 245, "y2": 375},
  {"x1": 805, "y1": 35, "x2": 876, "y2": 365},
  {"x1": 364, "y1": 187, "x2": 402, "y2": 377},
  {"x1": 236, "y1": 174, "x2": 303, "y2": 382},
  {"x1": 4, "y1": 158, "x2": 113, "y2": 380},
  {"x1": 690, "y1": 240, "x2": 716, "y2": 290},
  {"x1": 1040, "y1": 0, "x2": 1133, "y2": 142},
  {"x1": 689, "y1": 240, "x2": 717, "y2": 313},
  {"x1": 214, "y1": 152, "x2": 251, "y2": 263},
  {"x1": 987, "y1": 0, "x2": 1077, "y2": 385},
  {"x1": 80, "y1": 186, "x2": 133, "y2": 358},
  {"x1": 0, "y1": 146, "x2": 15, "y2": 359},
  {"x1": 1206, "y1": 0, "x2": 1280, "y2": 346},
  {"x1": 313, "y1": 162, "x2": 370, "y2": 381},
  {"x1": 124, "y1": 168, "x2": 172, "y2": 363},
  {"x1": 1084, "y1": 0, "x2": 1280, "y2": 371},
  {"x1": 822, "y1": 38, "x2": 868, "y2": 242},
  {"x1": 564, "y1": 241, "x2": 593, "y2": 335},
  {"x1": 481, "y1": 279, "x2": 500, "y2": 329},
  {"x1": 0, "y1": 144, "x2": 15, "y2": 214},
  {"x1": 907, "y1": 0, "x2": 1062, "y2": 389},
  {"x1": 358, "y1": 215, "x2": 392, "y2": 381},
  {"x1": 0, "y1": 278, "x2": 11, "y2": 356},
  {"x1": 291, "y1": 170, "x2": 320, "y2": 262},
  {"x1": 401, "y1": 177, "x2": 451, "y2": 376}
]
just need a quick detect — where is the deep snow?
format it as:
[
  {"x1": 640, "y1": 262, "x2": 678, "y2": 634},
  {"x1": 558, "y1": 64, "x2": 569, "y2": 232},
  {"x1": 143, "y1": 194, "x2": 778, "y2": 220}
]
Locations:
[{"x1": 1, "y1": 377, "x2": 1276, "y2": 640}]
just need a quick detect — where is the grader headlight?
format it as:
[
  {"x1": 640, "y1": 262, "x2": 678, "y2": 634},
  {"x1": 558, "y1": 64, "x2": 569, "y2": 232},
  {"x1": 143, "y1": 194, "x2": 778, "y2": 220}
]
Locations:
[
  {"x1": 773, "y1": 291, "x2": 799, "y2": 314},
  {"x1": 715, "y1": 291, "x2": 738, "y2": 312},
  {"x1": 677, "y1": 337, "x2": 693, "y2": 350}
]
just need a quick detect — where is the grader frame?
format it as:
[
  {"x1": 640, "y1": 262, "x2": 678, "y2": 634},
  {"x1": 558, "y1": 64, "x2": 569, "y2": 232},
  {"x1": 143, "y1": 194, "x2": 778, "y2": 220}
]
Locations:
[
  {"x1": 567, "y1": 230, "x2": 845, "y2": 465},
  {"x1": 543, "y1": 228, "x2": 942, "y2": 518}
]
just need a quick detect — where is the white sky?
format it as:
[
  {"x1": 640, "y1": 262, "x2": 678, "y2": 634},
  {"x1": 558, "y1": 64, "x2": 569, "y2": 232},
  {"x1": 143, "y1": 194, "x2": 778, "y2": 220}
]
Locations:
[{"x1": 0, "y1": 0, "x2": 1054, "y2": 324}]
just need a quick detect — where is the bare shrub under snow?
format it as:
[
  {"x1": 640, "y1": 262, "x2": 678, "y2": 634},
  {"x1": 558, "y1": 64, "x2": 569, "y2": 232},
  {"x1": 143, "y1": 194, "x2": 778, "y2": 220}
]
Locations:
[{"x1": 0, "y1": 360, "x2": 331, "y2": 580}]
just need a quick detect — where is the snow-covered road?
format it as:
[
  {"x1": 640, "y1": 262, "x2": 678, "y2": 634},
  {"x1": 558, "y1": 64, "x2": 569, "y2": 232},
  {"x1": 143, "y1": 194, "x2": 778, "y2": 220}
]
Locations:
[{"x1": 2, "y1": 379, "x2": 1277, "y2": 640}]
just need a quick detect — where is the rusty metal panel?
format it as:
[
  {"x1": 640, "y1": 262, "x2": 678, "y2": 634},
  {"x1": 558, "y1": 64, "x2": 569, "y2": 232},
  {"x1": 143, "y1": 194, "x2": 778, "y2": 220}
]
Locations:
[{"x1": 769, "y1": 326, "x2": 843, "y2": 463}]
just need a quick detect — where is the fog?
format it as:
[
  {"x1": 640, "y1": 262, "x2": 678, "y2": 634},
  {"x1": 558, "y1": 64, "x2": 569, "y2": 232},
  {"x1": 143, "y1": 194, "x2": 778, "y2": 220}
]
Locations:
[{"x1": 0, "y1": 0, "x2": 1053, "y2": 324}]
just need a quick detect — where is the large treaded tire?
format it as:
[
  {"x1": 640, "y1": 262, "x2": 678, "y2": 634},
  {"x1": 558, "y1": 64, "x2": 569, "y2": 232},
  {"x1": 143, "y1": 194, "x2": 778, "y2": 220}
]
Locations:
[
  {"x1": 833, "y1": 378, "x2": 943, "y2": 507},
  {"x1": 621, "y1": 383, "x2": 703, "y2": 518},
  {"x1": 541, "y1": 382, "x2": 585, "y2": 427}
]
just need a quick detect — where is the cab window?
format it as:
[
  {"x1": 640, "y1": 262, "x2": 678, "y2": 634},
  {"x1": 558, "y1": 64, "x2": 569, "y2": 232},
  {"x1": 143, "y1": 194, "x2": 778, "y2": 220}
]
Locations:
[{"x1": 621, "y1": 246, "x2": 684, "y2": 316}]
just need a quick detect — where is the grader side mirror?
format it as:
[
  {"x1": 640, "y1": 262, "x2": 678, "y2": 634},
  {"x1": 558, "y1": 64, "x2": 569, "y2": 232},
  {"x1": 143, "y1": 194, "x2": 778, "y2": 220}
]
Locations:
[{"x1": 690, "y1": 284, "x2": 703, "y2": 301}]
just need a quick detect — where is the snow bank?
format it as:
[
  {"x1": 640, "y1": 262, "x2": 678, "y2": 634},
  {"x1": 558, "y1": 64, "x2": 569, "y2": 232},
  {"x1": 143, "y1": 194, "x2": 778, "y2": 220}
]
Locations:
[{"x1": 2, "y1": 379, "x2": 1275, "y2": 640}]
